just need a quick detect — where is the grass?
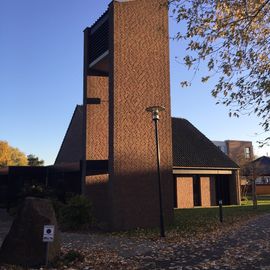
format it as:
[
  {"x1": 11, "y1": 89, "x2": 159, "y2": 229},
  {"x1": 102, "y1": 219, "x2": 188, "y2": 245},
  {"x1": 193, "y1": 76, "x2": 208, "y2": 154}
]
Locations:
[
  {"x1": 241, "y1": 195, "x2": 270, "y2": 206},
  {"x1": 114, "y1": 195, "x2": 270, "y2": 238},
  {"x1": 169, "y1": 195, "x2": 270, "y2": 236}
]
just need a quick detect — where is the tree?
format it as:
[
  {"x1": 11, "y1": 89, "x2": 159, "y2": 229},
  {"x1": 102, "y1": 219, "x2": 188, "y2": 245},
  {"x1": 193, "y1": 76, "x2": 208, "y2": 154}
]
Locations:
[
  {"x1": 27, "y1": 154, "x2": 44, "y2": 166},
  {"x1": 0, "y1": 141, "x2": 10, "y2": 167},
  {"x1": 0, "y1": 141, "x2": 28, "y2": 167},
  {"x1": 169, "y1": 0, "x2": 270, "y2": 143},
  {"x1": 243, "y1": 161, "x2": 259, "y2": 209}
]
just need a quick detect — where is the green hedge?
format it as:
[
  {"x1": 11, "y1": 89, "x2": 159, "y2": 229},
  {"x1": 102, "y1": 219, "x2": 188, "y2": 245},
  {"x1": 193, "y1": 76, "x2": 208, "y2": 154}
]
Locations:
[{"x1": 59, "y1": 195, "x2": 95, "y2": 231}]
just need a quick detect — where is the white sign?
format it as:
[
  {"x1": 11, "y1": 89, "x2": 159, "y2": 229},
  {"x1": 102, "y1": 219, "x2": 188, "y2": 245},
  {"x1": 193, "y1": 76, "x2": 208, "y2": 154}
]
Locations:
[{"x1": 43, "y1": 225, "x2": 55, "y2": 242}]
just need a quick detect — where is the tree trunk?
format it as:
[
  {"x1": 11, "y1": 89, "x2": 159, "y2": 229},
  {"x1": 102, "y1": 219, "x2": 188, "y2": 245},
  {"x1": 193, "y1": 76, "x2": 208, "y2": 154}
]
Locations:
[{"x1": 252, "y1": 179, "x2": 257, "y2": 209}]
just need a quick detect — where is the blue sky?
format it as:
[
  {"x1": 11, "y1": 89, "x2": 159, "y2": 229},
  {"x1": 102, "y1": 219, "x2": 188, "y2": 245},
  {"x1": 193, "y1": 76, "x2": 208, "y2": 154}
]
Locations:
[{"x1": 0, "y1": 0, "x2": 269, "y2": 165}]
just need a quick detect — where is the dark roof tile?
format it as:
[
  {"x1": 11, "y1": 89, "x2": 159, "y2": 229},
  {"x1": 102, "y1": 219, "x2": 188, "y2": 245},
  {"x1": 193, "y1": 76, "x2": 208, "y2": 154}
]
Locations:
[
  {"x1": 54, "y1": 105, "x2": 83, "y2": 165},
  {"x1": 55, "y1": 108, "x2": 238, "y2": 169},
  {"x1": 172, "y1": 117, "x2": 239, "y2": 168}
]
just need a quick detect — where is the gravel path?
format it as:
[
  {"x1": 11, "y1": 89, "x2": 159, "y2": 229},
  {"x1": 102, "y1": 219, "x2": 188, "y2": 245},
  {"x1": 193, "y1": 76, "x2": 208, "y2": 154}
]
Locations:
[
  {"x1": 62, "y1": 232, "x2": 163, "y2": 258},
  {"x1": 61, "y1": 214, "x2": 270, "y2": 270},
  {"x1": 134, "y1": 214, "x2": 270, "y2": 270},
  {"x1": 1, "y1": 209, "x2": 270, "y2": 269}
]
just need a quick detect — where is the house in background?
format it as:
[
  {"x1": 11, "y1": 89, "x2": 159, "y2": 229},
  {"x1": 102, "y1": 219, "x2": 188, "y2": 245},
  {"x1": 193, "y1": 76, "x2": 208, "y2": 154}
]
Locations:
[
  {"x1": 213, "y1": 140, "x2": 254, "y2": 186},
  {"x1": 251, "y1": 156, "x2": 270, "y2": 185},
  {"x1": 243, "y1": 156, "x2": 270, "y2": 195},
  {"x1": 212, "y1": 140, "x2": 254, "y2": 165}
]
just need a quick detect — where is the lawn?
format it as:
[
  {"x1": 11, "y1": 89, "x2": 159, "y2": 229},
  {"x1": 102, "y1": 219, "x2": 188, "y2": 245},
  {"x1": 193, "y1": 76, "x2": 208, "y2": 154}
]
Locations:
[
  {"x1": 241, "y1": 195, "x2": 270, "y2": 205},
  {"x1": 118, "y1": 195, "x2": 270, "y2": 238},
  {"x1": 168, "y1": 195, "x2": 270, "y2": 237}
]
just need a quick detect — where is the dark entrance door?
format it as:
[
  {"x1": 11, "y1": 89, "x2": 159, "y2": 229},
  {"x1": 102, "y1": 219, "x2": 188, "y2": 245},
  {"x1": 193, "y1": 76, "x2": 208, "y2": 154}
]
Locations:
[
  {"x1": 193, "y1": 175, "x2": 201, "y2": 206},
  {"x1": 215, "y1": 175, "x2": 230, "y2": 205}
]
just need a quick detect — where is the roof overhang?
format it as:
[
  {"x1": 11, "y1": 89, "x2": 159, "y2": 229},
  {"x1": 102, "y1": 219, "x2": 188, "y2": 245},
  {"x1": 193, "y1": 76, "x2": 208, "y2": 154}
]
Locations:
[{"x1": 173, "y1": 166, "x2": 238, "y2": 175}]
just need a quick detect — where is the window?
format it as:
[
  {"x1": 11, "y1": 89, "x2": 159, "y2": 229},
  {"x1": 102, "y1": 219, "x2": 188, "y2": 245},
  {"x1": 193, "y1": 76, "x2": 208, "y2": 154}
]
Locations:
[{"x1": 245, "y1": 147, "x2": 250, "y2": 159}]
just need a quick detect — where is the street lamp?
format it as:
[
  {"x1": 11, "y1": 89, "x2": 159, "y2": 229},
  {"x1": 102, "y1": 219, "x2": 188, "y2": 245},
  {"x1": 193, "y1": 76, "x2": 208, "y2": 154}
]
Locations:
[{"x1": 146, "y1": 105, "x2": 165, "y2": 237}]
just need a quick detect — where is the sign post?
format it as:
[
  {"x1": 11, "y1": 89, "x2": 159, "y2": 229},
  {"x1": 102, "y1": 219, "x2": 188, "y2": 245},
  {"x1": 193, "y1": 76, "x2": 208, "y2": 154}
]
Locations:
[
  {"x1": 219, "y1": 200, "x2": 223, "y2": 223},
  {"x1": 43, "y1": 225, "x2": 55, "y2": 267}
]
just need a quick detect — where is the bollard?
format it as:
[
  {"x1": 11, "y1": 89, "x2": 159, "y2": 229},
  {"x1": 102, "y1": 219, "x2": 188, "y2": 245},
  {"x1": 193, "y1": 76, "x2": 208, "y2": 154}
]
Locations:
[{"x1": 219, "y1": 200, "x2": 223, "y2": 223}]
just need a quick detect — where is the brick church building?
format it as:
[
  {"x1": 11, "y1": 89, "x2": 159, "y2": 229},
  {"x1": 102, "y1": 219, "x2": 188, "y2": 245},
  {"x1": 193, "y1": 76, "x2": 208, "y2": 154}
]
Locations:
[{"x1": 55, "y1": 0, "x2": 240, "y2": 230}]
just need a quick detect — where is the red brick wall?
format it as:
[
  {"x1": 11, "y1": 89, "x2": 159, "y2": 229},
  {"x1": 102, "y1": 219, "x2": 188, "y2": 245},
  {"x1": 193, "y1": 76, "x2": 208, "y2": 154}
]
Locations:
[
  {"x1": 86, "y1": 76, "x2": 108, "y2": 160},
  {"x1": 85, "y1": 174, "x2": 109, "y2": 223},
  {"x1": 108, "y1": 0, "x2": 174, "y2": 230},
  {"x1": 226, "y1": 141, "x2": 254, "y2": 164},
  {"x1": 200, "y1": 177, "x2": 211, "y2": 207},
  {"x1": 176, "y1": 177, "x2": 194, "y2": 208},
  {"x1": 84, "y1": 76, "x2": 110, "y2": 223}
]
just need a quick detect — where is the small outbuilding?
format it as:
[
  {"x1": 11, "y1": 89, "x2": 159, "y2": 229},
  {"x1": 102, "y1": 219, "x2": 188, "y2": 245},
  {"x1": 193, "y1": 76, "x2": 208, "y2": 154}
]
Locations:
[{"x1": 172, "y1": 118, "x2": 240, "y2": 207}]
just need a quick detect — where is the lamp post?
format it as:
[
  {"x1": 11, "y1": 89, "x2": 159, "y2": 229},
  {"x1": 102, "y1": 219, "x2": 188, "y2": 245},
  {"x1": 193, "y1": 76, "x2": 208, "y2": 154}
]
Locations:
[{"x1": 146, "y1": 106, "x2": 165, "y2": 237}]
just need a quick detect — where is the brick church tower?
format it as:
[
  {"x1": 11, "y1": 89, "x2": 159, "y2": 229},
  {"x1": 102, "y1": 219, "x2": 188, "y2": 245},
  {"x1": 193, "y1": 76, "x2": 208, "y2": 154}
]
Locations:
[{"x1": 82, "y1": 0, "x2": 174, "y2": 230}]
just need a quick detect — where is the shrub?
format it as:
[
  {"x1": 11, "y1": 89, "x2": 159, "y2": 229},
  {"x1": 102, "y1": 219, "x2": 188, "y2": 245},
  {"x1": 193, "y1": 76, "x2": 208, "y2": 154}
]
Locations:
[
  {"x1": 50, "y1": 250, "x2": 84, "y2": 268},
  {"x1": 51, "y1": 199, "x2": 64, "y2": 220},
  {"x1": 21, "y1": 184, "x2": 45, "y2": 198},
  {"x1": 60, "y1": 195, "x2": 95, "y2": 231},
  {"x1": 63, "y1": 250, "x2": 84, "y2": 264}
]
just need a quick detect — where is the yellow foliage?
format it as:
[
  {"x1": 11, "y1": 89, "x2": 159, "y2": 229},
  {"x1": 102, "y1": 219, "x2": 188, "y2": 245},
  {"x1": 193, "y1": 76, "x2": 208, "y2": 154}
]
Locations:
[
  {"x1": 0, "y1": 140, "x2": 28, "y2": 167},
  {"x1": 170, "y1": 0, "x2": 270, "y2": 143}
]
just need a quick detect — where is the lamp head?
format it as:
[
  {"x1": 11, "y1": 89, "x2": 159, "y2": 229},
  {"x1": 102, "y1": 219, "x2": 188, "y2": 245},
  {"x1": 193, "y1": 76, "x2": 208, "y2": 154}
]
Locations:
[{"x1": 146, "y1": 106, "x2": 165, "y2": 121}]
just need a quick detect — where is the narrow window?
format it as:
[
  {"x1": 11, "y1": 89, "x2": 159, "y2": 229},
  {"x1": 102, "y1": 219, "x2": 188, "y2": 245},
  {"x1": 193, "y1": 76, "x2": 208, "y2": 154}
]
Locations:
[
  {"x1": 245, "y1": 147, "x2": 250, "y2": 159},
  {"x1": 193, "y1": 175, "x2": 201, "y2": 206}
]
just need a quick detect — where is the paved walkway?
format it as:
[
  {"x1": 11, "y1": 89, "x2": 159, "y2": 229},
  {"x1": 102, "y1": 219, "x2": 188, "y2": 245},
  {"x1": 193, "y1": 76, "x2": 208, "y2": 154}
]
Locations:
[
  {"x1": 136, "y1": 214, "x2": 270, "y2": 269},
  {"x1": 1, "y1": 209, "x2": 270, "y2": 269},
  {"x1": 61, "y1": 214, "x2": 270, "y2": 270}
]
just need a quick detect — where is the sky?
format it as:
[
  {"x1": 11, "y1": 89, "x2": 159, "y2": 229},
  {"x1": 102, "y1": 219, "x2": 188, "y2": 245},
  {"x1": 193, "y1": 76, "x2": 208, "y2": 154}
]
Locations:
[{"x1": 0, "y1": 0, "x2": 269, "y2": 165}]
